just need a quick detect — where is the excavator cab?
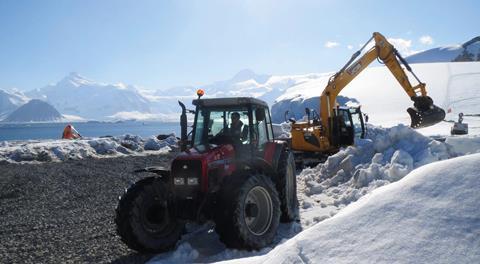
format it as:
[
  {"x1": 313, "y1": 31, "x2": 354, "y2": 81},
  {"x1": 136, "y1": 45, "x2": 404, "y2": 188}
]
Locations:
[{"x1": 331, "y1": 106, "x2": 366, "y2": 147}]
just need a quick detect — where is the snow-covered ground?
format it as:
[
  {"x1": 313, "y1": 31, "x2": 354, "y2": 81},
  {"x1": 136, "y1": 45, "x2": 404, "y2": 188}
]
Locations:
[{"x1": 0, "y1": 134, "x2": 177, "y2": 163}]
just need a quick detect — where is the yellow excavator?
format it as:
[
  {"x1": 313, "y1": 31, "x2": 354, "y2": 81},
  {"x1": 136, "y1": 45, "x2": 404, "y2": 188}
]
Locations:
[{"x1": 289, "y1": 32, "x2": 445, "y2": 161}]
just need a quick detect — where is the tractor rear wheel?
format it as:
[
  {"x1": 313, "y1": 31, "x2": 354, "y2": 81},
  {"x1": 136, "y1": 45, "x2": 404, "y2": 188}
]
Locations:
[
  {"x1": 115, "y1": 177, "x2": 183, "y2": 253},
  {"x1": 277, "y1": 151, "x2": 299, "y2": 222},
  {"x1": 215, "y1": 172, "x2": 280, "y2": 250}
]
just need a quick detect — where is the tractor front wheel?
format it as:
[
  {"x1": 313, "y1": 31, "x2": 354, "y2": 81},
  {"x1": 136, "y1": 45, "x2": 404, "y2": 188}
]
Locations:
[
  {"x1": 115, "y1": 177, "x2": 184, "y2": 253},
  {"x1": 215, "y1": 172, "x2": 280, "y2": 250}
]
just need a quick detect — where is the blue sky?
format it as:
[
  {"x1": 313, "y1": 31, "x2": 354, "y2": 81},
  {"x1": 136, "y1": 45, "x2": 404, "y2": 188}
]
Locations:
[{"x1": 0, "y1": 0, "x2": 478, "y2": 91}]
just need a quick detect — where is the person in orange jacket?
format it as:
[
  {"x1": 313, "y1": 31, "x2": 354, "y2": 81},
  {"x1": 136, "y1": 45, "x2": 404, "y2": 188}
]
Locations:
[{"x1": 62, "y1": 124, "x2": 82, "y2": 139}]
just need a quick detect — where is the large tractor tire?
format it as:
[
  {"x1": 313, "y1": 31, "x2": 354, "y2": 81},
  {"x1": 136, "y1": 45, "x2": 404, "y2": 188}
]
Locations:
[
  {"x1": 215, "y1": 172, "x2": 280, "y2": 250},
  {"x1": 115, "y1": 177, "x2": 184, "y2": 253},
  {"x1": 277, "y1": 151, "x2": 299, "y2": 222}
]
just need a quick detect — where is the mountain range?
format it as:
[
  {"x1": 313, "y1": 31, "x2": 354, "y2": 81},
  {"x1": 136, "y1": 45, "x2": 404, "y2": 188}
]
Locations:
[
  {"x1": 406, "y1": 36, "x2": 480, "y2": 63},
  {"x1": 0, "y1": 36, "x2": 479, "y2": 123}
]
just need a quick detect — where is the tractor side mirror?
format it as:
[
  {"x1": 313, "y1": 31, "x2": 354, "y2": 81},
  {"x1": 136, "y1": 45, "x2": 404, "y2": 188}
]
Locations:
[
  {"x1": 255, "y1": 108, "x2": 266, "y2": 122},
  {"x1": 364, "y1": 113, "x2": 369, "y2": 123}
]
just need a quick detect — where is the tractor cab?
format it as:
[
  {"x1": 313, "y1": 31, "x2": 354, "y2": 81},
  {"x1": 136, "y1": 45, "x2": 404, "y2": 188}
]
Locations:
[{"x1": 183, "y1": 97, "x2": 276, "y2": 157}]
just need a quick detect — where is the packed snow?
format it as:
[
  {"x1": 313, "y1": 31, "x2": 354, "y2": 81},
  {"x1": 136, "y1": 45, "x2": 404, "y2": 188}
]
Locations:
[
  {"x1": 0, "y1": 134, "x2": 177, "y2": 163},
  {"x1": 222, "y1": 153, "x2": 480, "y2": 264}
]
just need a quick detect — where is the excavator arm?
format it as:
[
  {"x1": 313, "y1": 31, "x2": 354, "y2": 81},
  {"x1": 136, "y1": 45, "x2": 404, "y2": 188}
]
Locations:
[{"x1": 320, "y1": 32, "x2": 445, "y2": 138}]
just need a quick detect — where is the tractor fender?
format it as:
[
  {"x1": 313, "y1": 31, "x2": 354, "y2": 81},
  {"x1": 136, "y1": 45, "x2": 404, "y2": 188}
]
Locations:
[
  {"x1": 270, "y1": 141, "x2": 290, "y2": 175},
  {"x1": 134, "y1": 166, "x2": 171, "y2": 180},
  {"x1": 236, "y1": 157, "x2": 275, "y2": 177}
]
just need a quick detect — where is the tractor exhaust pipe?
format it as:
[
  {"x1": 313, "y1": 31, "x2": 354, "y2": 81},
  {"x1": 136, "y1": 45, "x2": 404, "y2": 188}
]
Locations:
[
  {"x1": 178, "y1": 101, "x2": 188, "y2": 151},
  {"x1": 407, "y1": 96, "x2": 446, "y2": 129}
]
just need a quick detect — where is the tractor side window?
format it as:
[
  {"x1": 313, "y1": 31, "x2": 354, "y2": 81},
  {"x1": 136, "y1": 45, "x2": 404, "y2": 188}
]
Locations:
[
  {"x1": 264, "y1": 108, "x2": 274, "y2": 141},
  {"x1": 253, "y1": 107, "x2": 268, "y2": 150},
  {"x1": 193, "y1": 109, "x2": 206, "y2": 146}
]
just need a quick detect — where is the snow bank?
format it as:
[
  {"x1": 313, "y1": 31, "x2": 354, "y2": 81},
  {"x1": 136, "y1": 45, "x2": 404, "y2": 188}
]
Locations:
[
  {"x1": 297, "y1": 124, "x2": 454, "y2": 227},
  {"x1": 224, "y1": 153, "x2": 480, "y2": 264},
  {"x1": 0, "y1": 134, "x2": 178, "y2": 163}
]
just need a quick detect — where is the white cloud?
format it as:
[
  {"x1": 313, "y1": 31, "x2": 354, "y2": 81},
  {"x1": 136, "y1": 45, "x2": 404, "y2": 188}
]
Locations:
[
  {"x1": 387, "y1": 38, "x2": 417, "y2": 56},
  {"x1": 347, "y1": 45, "x2": 353, "y2": 50},
  {"x1": 325, "y1": 41, "x2": 340, "y2": 48},
  {"x1": 419, "y1": 35, "x2": 434, "y2": 45}
]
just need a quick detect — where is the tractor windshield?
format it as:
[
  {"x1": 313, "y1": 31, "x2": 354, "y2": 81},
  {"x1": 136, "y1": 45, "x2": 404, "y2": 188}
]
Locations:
[{"x1": 193, "y1": 107, "x2": 250, "y2": 147}]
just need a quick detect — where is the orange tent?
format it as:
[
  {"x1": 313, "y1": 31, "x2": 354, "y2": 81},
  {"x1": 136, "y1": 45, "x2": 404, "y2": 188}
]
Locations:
[{"x1": 62, "y1": 124, "x2": 82, "y2": 139}]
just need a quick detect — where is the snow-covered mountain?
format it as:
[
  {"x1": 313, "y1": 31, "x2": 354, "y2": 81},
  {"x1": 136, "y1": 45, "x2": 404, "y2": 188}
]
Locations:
[
  {"x1": 144, "y1": 69, "x2": 326, "y2": 119},
  {"x1": 0, "y1": 89, "x2": 29, "y2": 120},
  {"x1": 2, "y1": 99, "x2": 62, "y2": 122},
  {"x1": 406, "y1": 36, "x2": 480, "y2": 63},
  {"x1": 27, "y1": 73, "x2": 151, "y2": 120}
]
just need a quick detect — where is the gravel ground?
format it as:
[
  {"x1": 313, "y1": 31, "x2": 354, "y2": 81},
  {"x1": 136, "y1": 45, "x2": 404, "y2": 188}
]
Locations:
[{"x1": 0, "y1": 153, "x2": 176, "y2": 263}]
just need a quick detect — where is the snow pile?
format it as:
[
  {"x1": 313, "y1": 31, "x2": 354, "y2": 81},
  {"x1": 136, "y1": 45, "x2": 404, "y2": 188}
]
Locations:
[
  {"x1": 298, "y1": 124, "x2": 454, "y2": 227},
  {"x1": 144, "y1": 136, "x2": 170, "y2": 151},
  {"x1": 224, "y1": 153, "x2": 480, "y2": 263},
  {"x1": 0, "y1": 134, "x2": 178, "y2": 163},
  {"x1": 272, "y1": 123, "x2": 291, "y2": 139}
]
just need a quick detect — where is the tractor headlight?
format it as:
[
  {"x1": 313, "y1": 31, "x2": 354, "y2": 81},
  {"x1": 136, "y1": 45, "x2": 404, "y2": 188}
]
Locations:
[
  {"x1": 187, "y1": 177, "x2": 199, "y2": 185},
  {"x1": 174, "y1": 177, "x2": 185, "y2": 185}
]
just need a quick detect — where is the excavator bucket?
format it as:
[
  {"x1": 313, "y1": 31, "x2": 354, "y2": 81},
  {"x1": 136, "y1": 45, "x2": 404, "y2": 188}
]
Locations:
[{"x1": 407, "y1": 96, "x2": 446, "y2": 128}]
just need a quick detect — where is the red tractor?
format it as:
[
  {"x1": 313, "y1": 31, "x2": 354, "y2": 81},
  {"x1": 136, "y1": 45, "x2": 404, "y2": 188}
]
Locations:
[{"x1": 115, "y1": 93, "x2": 298, "y2": 252}]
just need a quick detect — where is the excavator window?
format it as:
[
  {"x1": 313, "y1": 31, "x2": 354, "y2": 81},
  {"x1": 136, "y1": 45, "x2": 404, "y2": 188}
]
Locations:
[
  {"x1": 335, "y1": 109, "x2": 354, "y2": 146},
  {"x1": 349, "y1": 108, "x2": 365, "y2": 139}
]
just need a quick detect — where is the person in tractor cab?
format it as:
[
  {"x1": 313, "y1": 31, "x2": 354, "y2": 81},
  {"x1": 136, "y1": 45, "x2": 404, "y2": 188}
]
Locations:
[{"x1": 228, "y1": 112, "x2": 248, "y2": 143}]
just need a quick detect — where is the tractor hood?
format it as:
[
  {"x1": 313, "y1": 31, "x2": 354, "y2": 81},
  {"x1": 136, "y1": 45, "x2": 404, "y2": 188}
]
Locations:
[{"x1": 176, "y1": 144, "x2": 235, "y2": 160}]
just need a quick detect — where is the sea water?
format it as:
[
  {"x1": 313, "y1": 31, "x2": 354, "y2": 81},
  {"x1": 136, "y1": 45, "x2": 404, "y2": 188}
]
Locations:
[{"x1": 0, "y1": 121, "x2": 181, "y2": 141}]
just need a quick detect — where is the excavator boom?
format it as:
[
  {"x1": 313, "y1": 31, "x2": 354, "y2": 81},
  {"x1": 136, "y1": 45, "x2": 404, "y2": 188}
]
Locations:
[{"x1": 321, "y1": 32, "x2": 445, "y2": 134}]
